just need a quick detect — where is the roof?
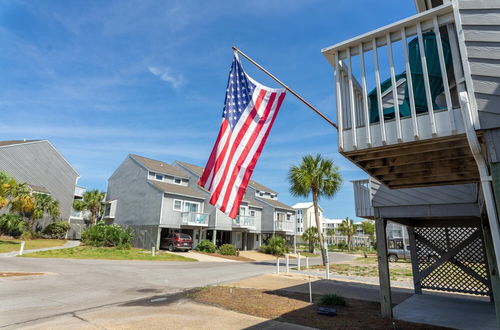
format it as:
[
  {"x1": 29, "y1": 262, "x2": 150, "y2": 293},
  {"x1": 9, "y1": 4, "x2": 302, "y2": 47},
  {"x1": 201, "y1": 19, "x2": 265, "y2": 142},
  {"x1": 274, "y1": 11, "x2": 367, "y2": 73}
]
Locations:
[
  {"x1": 322, "y1": 218, "x2": 344, "y2": 224},
  {"x1": 148, "y1": 180, "x2": 205, "y2": 199},
  {"x1": 292, "y1": 202, "x2": 323, "y2": 212},
  {"x1": 131, "y1": 154, "x2": 188, "y2": 178},
  {"x1": 28, "y1": 184, "x2": 50, "y2": 194},
  {"x1": 257, "y1": 197, "x2": 295, "y2": 211},
  {"x1": 242, "y1": 199, "x2": 263, "y2": 209},
  {"x1": 0, "y1": 140, "x2": 41, "y2": 147},
  {"x1": 176, "y1": 161, "x2": 204, "y2": 176},
  {"x1": 249, "y1": 180, "x2": 277, "y2": 194}
]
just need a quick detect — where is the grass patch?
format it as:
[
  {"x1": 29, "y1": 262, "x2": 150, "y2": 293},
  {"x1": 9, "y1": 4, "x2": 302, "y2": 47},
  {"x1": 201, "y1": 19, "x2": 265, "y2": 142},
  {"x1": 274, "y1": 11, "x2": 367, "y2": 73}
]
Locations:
[
  {"x1": 308, "y1": 263, "x2": 413, "y2": 281},
  {"x1": 0, "y1": 238, "x2": 67, "y2": 253},
  {"x1": 19, "y1": 246, "x2": 197, "y2": 262},
  {"x1": 298, "y1": 252, "x2": 318, "y2": 258}
]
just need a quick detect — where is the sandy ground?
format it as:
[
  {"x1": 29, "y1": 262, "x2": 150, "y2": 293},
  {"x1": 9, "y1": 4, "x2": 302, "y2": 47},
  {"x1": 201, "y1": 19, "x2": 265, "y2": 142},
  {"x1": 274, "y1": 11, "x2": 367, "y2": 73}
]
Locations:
[{"x1": 20, "y1": 296, "x2": 313, "y2": 330}]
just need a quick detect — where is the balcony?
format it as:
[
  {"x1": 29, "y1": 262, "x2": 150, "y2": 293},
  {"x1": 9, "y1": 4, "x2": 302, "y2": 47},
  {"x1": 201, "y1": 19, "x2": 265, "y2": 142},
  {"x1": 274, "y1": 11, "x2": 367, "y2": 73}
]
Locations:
[
  {"x1": 352, "y1": 179, "x2": 375, "y2": 219},
  {"x1": 233, "y1": 215, "x2": 256, "y2": 229},
  {"x1": 181, "y1": 212, "x2": 209, "y2": 227},
  {"x1": 322, "y1": 3, "x2": 479, "y2": 189},
  {"x1": 74, "y1": 186, "x2": 86, "y2": 197},
  {"x1": 274, "y1": 220, "x2": 294, "y2": 233}
]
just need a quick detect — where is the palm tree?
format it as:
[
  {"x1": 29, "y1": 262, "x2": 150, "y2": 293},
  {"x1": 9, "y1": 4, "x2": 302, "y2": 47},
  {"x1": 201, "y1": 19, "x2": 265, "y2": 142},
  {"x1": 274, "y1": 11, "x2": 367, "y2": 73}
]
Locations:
[
  {"x1": 326, "y1": 228, "x2": 335, "y2": 245},
  {"x1": 0, "y1": 172, "x2": 21, "y2": 209},
  {"x1": 302, "y1": 226, "x2": 319, "y2": 253},
  {"x1": 10, "y1": 183, "x2": 35, "y2": 217},
  {"x1": 338, "y1": 217, "x2": 357, "y2": 250},
  {"x1": 28, "y1": 193, "x2": 60, "y2": 231},
  {"x1": 288, "y1": 154, "x2": 343, "y2": 265},
  {"x1": 73, "y1": 189, "x2": 105, "y2": 225}
]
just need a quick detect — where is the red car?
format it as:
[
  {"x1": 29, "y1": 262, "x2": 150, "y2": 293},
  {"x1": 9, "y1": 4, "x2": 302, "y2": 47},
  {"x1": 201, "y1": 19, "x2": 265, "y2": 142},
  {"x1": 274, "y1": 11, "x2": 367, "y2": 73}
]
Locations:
[{"x1": 161, "y1": 232, "x2": 193, "y2": 251}]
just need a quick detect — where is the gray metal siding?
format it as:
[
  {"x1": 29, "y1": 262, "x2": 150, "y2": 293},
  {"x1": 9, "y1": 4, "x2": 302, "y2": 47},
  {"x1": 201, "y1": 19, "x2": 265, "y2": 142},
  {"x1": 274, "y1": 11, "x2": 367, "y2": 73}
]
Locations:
[
  {"x1": 0, "y1": 141, "x2": 78, "y2": 221},
  {"x1": 106, "y1": 156, "x2": 162, "y2": 226},
  {"x1": 458, "y1": 0, "x2": 500, "y2": 129},
  {"x1": 160, "y1": 193, "x2": 205, "y2": 228}
]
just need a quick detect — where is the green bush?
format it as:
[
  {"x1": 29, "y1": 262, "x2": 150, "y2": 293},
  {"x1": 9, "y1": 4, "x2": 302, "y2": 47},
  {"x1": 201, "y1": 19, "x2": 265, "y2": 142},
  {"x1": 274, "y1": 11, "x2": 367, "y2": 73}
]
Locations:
[
  {"x1": 218, "y1": 243, "x2": 237, "y2": 256},
  {"x1": 43, "y1": 221, "x2": 71, "y2": 239},
  {"x1": 195, "y1": 239, "x2": 216, "y2": 253},
  {"x1": 0, "y1": 214, "x2": 26, "y2": 238},
  {"x1": 317, "y1": 293, "x2": 347, "y2": 306},
  {"x1": 260, "y1": 235, "x2": 289, "y2": 256},
  {"x1": 336, "y1": 241, "x2": 348, "y2": 251},
  {"x1": 81, "y1": 221, "x2": 133, "y2": 249}
]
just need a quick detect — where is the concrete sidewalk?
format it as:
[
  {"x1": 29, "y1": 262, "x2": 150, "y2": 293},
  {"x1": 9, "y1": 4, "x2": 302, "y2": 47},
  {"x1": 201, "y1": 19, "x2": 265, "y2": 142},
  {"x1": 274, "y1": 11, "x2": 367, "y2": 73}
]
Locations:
[
  {"x1": 0, "y1": 240, "x2": 80, "y2": 258},
  {"x1": 19, "y1": 295, "x2": 314, "y2": 330},
  {"x1": 169, "y1": 251, "x2": 237, "y2": 262}
]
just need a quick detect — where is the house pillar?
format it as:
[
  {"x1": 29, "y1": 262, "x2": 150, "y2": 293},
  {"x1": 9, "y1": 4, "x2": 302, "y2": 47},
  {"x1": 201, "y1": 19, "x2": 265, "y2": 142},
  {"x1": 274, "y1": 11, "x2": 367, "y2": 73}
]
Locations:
[
  {"x1": 243, "y1": 232, "x2": 247, "y2": 251},
  {"x1": 481, "y1": 214, "x2": 500, "y2": 330},
  {"x1": 375, "y1": 218, "x2": 392, "y2": 318},
  {"x1": 407, "y1": 226, "x2": 422, "y2": 294},
  {"x1": 212, "y1": 230, "x2": 217, "y2": 245}
]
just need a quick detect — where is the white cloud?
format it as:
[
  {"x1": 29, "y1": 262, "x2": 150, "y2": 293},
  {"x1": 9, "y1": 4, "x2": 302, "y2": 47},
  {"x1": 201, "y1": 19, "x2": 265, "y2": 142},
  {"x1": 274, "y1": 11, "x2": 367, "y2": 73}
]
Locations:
[{"x1": 148, "y1": 66, "x2": 184, "y2": 88}]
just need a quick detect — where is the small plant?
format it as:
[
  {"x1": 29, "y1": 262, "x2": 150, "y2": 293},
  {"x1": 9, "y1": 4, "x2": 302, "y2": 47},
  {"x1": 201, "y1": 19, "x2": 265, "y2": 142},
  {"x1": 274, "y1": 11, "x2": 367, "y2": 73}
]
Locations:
[
  {"x1": 196, "y1": 239, "x2": 216, "y2": 253},
  {"x1": 81, "y1": 221, "x2": 133, "y2": 249},
  {"x1": 337, "y1": 241, "x2": 348, "y2": 251},
  {"x1": 261, "y1": 235, "x2": 289, "y2": 256},
  {"x1": 43, "y1": 221, "x2": 71, "y2": 239},
  {"x1": 218, "y1": 243, "x2": 237, "y2": 256},
  {"x1": 317, "y1": 293, "x2": 347, "y2": 307},
  {"x1": 0, "y1": 214, "x2": 26, "y2": 238}
]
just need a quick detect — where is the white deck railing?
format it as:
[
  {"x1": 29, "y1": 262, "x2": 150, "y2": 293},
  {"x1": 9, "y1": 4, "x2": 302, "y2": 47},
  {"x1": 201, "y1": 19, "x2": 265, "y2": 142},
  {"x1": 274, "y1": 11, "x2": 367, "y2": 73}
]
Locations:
[
  {"x1": 233, "y1": 215, "x2": 256, "y2": 229},
  {"x1": 352, "y1": 179, "x2": 374, "y2": 219},
  {"x1": 181, "y1": 212, "x2": 209, "y2": 226},
  {"x1": 274, "y1": 220, "x2": 294, "y2": 233},
  {"x1": 322, "y1": 3, "x2": 475, "y2": 152}
]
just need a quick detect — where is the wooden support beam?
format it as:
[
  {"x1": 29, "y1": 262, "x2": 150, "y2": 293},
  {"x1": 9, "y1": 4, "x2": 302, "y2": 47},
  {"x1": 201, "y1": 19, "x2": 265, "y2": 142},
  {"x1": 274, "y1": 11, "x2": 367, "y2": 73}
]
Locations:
[
  {"x1": 351, "y1": 137, "x2": 470, "y2": 162},
  {"x1": 407, "y1": 226, "x2": 422, "y2": 294},
  {"x1": 371, "y1": 159, "x2": 479, "y2": 176},
  {"x1": 379, "y1": 169, "x2": 479, "y2": 182},
  {"x1": 385, "y1": 174, "x2": 480, "y2": 188},
  {"x1": 388, "y1": 179, "x2": 480, "y2": 189},
  {"x1": 375, "y1": 218, "x2": 392, "y2": 318}
]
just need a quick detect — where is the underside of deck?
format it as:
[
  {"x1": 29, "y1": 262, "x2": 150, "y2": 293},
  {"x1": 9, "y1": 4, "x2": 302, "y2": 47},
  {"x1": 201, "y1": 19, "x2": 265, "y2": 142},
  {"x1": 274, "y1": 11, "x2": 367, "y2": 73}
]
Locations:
[{"x1": 343, "y1": 134, "x2": 481, "y2": 189}]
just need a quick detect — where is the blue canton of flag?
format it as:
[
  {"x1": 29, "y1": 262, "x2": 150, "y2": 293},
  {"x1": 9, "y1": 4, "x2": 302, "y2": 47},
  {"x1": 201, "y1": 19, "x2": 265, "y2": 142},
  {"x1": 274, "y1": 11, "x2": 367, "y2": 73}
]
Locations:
[{"x1": 223, "y1": 56, "x2": 256, "y2": 129}]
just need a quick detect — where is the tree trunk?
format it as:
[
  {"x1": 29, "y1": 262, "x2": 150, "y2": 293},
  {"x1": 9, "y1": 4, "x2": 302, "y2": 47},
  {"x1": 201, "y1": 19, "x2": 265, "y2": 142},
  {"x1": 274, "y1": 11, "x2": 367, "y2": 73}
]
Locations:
[{"x1": 312, "y1": 191, "x2": 326, "y2": 265}]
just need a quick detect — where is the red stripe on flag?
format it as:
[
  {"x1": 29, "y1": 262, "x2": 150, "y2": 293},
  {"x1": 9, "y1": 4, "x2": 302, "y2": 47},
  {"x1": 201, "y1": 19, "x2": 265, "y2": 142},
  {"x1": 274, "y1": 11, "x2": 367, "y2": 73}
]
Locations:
[
  {"x1": 218, "y1": 92, "x2": 277, "y2": 212},
  {"x1": 208, "y1": 89, "x2": 267, "y2": 202},
  {"x1": 228, "y1": 92, "x2": 286, "y2": 218},
  {"x1": 198, "y1": 120, "x2": 229, "y2": 187}
]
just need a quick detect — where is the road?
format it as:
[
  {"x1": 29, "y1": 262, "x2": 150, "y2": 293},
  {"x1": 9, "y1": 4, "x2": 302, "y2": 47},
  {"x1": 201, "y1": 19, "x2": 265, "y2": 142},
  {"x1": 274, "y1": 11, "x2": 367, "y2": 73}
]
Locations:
[{"x1": 0, "y1": 252, "x2": 354, "y2": 328}]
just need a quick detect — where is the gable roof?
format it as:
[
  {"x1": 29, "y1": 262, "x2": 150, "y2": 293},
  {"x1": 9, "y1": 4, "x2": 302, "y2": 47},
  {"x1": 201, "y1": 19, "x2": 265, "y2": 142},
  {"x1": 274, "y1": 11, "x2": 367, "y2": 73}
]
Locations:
[
  {"x1": 248, "y1": 180, "x2": 277, "y2": 194},
  {"x1": 292, "y1": 202, "x2": 323, "y2": 212},
  {"x1": 257, "y1": 197, "x2": 295, "y2": 211},
  {"x1": 175, "y1": 161, "x2": 204, "y2": 176},
  {"x1": 242, "y1": 199, "x2": 263, "y2": 209},
  {"x1": 130, "y1": 154, "x2": 188, "y2": 178},
  {"x1": 148, "y1": 180, "x2": 205, "y2": 199},
  {"x1": 0, "y1": 140, "x2": 41, "y2": 147}
]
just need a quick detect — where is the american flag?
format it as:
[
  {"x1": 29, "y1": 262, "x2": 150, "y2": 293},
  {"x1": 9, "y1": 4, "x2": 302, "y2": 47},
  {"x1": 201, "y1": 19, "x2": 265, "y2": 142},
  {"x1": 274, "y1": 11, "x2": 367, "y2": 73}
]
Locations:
[{"x1": 198, "y1": 54, "x2": 286, "y2": 218}]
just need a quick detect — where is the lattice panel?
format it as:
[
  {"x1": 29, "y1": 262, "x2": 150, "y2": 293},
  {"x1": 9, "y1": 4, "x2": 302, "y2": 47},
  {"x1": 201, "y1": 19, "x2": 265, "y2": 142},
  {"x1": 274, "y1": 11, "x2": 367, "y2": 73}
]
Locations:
[{"x1": 414, "y1": 226, "x2": 491, "y2": 296}]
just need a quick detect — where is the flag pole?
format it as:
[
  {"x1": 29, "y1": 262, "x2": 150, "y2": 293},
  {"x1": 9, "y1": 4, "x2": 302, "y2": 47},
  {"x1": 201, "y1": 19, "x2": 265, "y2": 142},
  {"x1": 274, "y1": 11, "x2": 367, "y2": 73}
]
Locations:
[{"x1": 232, "y1": 46, "x2": 338, "y2": 130}]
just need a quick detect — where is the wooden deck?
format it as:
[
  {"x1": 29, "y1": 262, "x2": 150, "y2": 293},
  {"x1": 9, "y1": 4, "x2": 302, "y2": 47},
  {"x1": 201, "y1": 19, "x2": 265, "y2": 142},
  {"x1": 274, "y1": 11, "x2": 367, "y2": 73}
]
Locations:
[{"x1": 343, "y1": 134, "x2": 480, "y2": 189}]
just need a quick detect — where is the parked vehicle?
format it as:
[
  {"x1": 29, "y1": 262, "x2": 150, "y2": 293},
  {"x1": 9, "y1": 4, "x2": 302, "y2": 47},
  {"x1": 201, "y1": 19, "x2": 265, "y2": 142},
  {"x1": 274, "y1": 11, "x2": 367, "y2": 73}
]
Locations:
[
  {"x1": 161, "y1": 232, "x2": 192, "y2": 251},
  {"x1": 387, "y1": 238, "x2": 410, "y2": 262}
]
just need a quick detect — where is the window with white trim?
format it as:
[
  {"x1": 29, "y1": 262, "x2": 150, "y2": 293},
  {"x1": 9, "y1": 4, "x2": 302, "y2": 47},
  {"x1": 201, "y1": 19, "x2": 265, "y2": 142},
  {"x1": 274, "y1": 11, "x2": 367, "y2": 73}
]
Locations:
[
  {"x1": 183, "y1": 201, "x2": 199, "y2": 213},
  {"x1": 173, "y1": 199, "x2": 182, "y2": 211},
  {"x1": 250, "y1": 210, "x2": 255, "y2": 216},
  {"x1": 155, "y1": 174, "x2": 164, "y2": 181},
  {"x1": 174, "y1": 178, "x2": 182, "y2": 184}
]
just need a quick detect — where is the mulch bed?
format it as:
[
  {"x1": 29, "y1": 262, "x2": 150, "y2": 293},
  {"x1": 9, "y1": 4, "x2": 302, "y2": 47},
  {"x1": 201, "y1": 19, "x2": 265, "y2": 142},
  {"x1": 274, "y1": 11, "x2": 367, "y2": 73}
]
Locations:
[
  {"x1": 191, "y1": 286, "x2": 451, "y2": 330},
  {"x1": 195, "y1": 251, "x2": 255, "y2": 262},
  {"x1": 1, "y1": 272, "x2": 45, "y2": 277}
]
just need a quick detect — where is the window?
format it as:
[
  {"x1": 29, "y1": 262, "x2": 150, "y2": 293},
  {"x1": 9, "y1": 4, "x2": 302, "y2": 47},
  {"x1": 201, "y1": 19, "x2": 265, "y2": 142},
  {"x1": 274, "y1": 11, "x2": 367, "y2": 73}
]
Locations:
[
  {"x1": 155, "y1": 174, "x2": 164, "y2": 181},
  {"x1": 174, "y1": 178, "x2": 182, "y2": 184},
  {"x1": 250, "y1": 210, "x2": 255, "y2": 216},
  {"x1": 286, "y1": 214, "x2": 291, "y2": 221},
  {"x1": 183, "y1": 201, "x2": 199, "y2": 213},
  {"x1": 239, "y1": 206, "x2": 246, "y2": 216},
  {"x1": 276, "y1": 213, "x2": 285, "y2": 221},
  {"x1": 173, "y1": 200, "x2": 182, "y2": 211}
]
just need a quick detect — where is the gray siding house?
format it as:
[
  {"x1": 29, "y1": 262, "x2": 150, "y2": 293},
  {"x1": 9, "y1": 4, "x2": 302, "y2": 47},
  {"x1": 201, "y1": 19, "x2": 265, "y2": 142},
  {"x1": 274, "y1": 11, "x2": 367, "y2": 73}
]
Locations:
[{"x1": 0, "y1": 140, "x2": 79, "y2": 230}]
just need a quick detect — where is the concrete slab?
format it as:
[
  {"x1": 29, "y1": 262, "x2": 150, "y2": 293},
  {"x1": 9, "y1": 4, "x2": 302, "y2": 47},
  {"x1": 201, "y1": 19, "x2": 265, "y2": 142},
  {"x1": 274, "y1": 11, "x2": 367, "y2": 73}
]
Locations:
[
  {"x1": 394, "y1": 294, "x2": 496, "y2": 330},
  {"x1": 168, "y1": 251, "x2": 237, "y2": 262}
]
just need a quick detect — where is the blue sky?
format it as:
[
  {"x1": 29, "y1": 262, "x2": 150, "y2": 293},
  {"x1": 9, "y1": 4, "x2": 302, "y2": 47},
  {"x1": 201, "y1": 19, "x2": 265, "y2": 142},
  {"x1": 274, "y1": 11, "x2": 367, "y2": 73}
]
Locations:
[{"x1": 0, "y1": 0, "x2": 416, "y2": 220}]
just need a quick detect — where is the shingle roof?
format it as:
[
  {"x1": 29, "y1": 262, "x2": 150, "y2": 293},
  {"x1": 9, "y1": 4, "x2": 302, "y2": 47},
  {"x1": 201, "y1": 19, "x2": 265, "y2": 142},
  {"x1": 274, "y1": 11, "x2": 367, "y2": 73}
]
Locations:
[
  {"x1": 257, "y1": 197, "x2": 295, "y2": 211},
  {"x1": 176, "y1": 161, "x2": 204, "y2": 176},
  {"x1": 249, "y1": 180, "x2": 277, "y2": 194},
  {"x1": 131, "y1": 154, "x2": 188, "y2": 178},
  {"x1": 0, "y1": 140, "x2": 41, "y2": 147},
  {"x1": 148, "y1": 180, "x2": 205, "y2": 199},
  {"x1": 242, "y1": 199, "x2": 263, "y2": 209}
]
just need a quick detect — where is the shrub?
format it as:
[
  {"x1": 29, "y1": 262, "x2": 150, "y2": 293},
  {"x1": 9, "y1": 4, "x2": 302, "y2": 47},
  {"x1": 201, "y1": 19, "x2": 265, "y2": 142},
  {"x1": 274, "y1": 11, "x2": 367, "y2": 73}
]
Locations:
[
  {"x1": 0, "y1": 214, "x2": 26, "y2": 238},
  {"x1": 43, "y1": 221, "x2": 71, "y2": 239},
  {"x1": 196, "y1": 239, "x2": 216, "y2": 253},
  {"x1": 218, "y1": 243, "x2": 237, "y2": 256},
  {"x1": 81, "y1": 221, "x2": 133, "y2": 249},
  {"x1": 317, "y1": 293, "x2": 347, "y2": 307},
  {"x1": 336, "y1": 241, "x2": 348, "y2": 251},
  {"x1": 261, "y1": 235, "x2": 289, "y2": 256}
]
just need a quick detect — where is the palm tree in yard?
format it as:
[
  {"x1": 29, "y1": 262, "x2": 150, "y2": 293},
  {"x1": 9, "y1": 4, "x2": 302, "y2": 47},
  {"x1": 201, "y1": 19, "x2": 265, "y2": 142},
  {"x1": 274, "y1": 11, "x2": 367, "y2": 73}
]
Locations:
[
  {"x1": 339, "y1": 217, "x2": 357, "y2": 250},
  {"x1": 288, "y1": 154, "x2": 343, "y2": 265},
  {"x1": 73, "y1": 189, "x2": 105, "y2": 225},
  {"x1": 302, "y1": 226, "x2": 319, "y2": 253},
  {"x1": 28, "y1": 193, "x2": 60, "y2": 231},
  {"x1": 326, "y1": 228, "x2": 335, "y2": 245},
  {"x1": 0, "y1": 171, "x2": 19, "y2": 209}
]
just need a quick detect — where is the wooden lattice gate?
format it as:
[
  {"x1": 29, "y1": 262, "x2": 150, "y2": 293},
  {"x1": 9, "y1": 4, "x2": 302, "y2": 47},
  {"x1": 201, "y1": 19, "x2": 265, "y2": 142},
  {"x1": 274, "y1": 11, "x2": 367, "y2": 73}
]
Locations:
[{"x1": 409, "y1": 223, "x2": 491, "y2": 296}]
